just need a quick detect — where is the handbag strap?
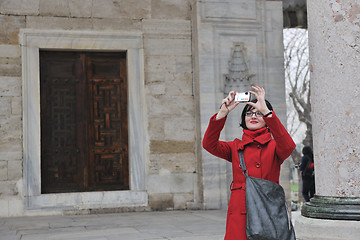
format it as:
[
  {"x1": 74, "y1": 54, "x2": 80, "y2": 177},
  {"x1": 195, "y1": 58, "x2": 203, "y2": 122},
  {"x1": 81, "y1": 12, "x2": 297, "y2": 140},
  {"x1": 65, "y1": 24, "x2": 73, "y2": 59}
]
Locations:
[{"x1": 238, "y1": 150, "x2": 248, "y2": 177}]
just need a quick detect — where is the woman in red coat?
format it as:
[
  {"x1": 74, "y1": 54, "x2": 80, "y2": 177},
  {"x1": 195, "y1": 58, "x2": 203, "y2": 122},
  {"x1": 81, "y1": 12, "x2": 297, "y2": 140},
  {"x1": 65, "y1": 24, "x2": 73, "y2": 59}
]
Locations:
[{"x1": 202, "y1": 86, "x2": 296, "y2": 240}]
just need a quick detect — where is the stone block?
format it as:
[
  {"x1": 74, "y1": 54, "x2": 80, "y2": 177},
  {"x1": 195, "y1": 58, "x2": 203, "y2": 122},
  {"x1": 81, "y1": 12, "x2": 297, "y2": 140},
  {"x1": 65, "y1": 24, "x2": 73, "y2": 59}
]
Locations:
[
  {"x1": 142, "y1": 19, "x2": 191, "y2": 38},
  {"x1": 173, "y1": 192, "x2": 193, "y2": 209},
  {"x1": 68, "y1": 0, "x2": 92, "y2": 18},
  {"x1": 0, "y1": 0, "x2": 39, "y2": 16},
  {"x1": 146, "y1": 173, "x2": 194, "y2": 194},
  {"x1": 0, "y1": 77, "x2": 21, "y2": 97},
  {"x1": 165, "y1": 72, "x2": 193, "y2": 96},
  {"x1": 0, "y1": 199, "x2": 9, "y2": 217},
  {"x1": 144, "y1": 38, "x2": 191, "y2": 56},
  {"x1": 92, "y1": 18, "x2": 142, "y2": 31},
  {"x1": 0, "y1": 181, "x2": 18, "y2": 197},
  {"x1": 148, "y1": 95, "x2": 193, "y2": 118},
  {"x1": 92, "y1": 0, "x2": 151, "y2": 20},
  {"x1": 151, "y1": 0, "x2": 191, "y2": 20},
  {"x1": 0, "y1": 116, "x2": 22, "y2": 139},
  {"x1": 201, "y1": 0, "x2": 257, "y2": 21},
  {"x1": 0, "y1": 138, "x2": 22, "y2": 161},
  {"x1": 8, "y1": 198, "x2": 23, "y2": 217},
  {"x1": 11, "y1": 96, "x2": 22, "y2": 115},
  {"x1": 147, "y1": 82, "x2": 166, "y2": 95},
  {"x1": 0, "y1": 44, "x2": 20, "y2": 58},
  {"x1": 0, "y1": 15, "x2": 26, "y2": 44},
  {"x1": 145, "y1": 71, "x2": 174, "y2": 84},
  {"x1": 148, "y1": 116, "x2": 165, "y2": 140},
  {"x1": 147, "y1": 95, "x2": 194, "y2": 117},
  {"x1": 148, "y1": 193, "x2": 174, "y2": 210},
  {"x1": 0, "y1": 160, "x2": 7, "y2": 180},
  {"x1": 175, "y1": 56, "x2": 192, "y2": 73},
  {"x1": 164, "y1": 117, "x2": 195, "y2": 141},
  {"x1": 295, "y1": 215, "x2": 360, "y2": 240},
  {"x1": 0, "y1": 97, "x2": 11, "y2": 116},
  {"x1": 26, "y1": 16, "x2": 92, "y2": 30},
  {"x1": 150, "y1": 140, "x2": 194, "y2": 154},
  {"x1": 149, "y1": 153, "x2": 196, "y2": 175},
  {"x1": 7, "y1": 160, "x2": 22, "y2": 181},
  {"x1": 145, "y1": 56, "x2": 176, "y2": 73},
  {"x1": 0, "y1": 57, "x2": 21, "y2": 77},
  {"x1": 39, "y1": 0, "x2": 70, "y2": 17}
]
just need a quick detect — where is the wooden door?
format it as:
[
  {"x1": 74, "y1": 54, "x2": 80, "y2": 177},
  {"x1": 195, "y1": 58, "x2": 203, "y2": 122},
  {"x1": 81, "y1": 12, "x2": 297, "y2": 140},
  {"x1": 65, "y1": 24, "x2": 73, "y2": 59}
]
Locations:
[{"x1": 40, "y1": 51, "x2": 129, "y2": 193}]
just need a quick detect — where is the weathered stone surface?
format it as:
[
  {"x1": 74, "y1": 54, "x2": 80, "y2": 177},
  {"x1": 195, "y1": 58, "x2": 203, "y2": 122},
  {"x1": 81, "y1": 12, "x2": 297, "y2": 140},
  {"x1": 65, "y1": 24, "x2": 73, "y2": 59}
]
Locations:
[
  {"x1": 0, "y1": 0, "x2": 39, "y2": 16},
  {"x1": 0, "y1": 160, "x2": 7, "y2": 180},
  {"x1": 7, "y1": 160, "x2": 22, "y2": 181},
  {"x1": 0, "y1": 116, "x2": 22, "y2": 140},
  {"x1": 0, "y1": 181, "x2": 18, "y2": 197},
  {"x1": 164, "y1": 117, "x2": 195, "y2": 141},
  {"x1": 26, "y1": 16, "x2": 93, "y2": 30},
  {"x1": 92, "y1": 0, "x2": 151, "y2": 20},
  {"x1": 151, "y1": 0, "x2": 192, "y2": 20},
  {"x1": 147, "y1": 95, "x2": 194, "y2": 117},
  {"x1": 142, "y1": 19, "x2": 191, "y2": 38},
  {"x1": 11, "y1": 96, "x2": 22, "y2": 115},
  {"x1": 0, "y1": 15, "x2": 26, "y2": 44},
  {"x1": 173, "y1": 192, "x2": 194, "y2": 209},
  {"x1": 8, "y1": 198, "x2": 23, "y2": 217},
  {"x1": 0, "y1": 77, "x2": 21, "y2": 97},
  {"x1": 148, "y1": 193, "x2": 174, "y2": 210},
  {"x1": 144, "y1": 38, "x2": 191, "y2": 56},
  {"x1": 0, "y1": 97, "x2": 11, "y2": 116},
  {"x1": 295, "y1": 215, "x2": 360, "y2": 240},
  {"x1": 0, "y1": 44, "x2": 20, "y2": 58},
  {"x1": 147, "y1": 173, "x2": 195, "y2": 194},
  {"x1": 0, "y1": 199, "x2": 9, "y2": 217},
  {"x1": 0, "y1": 56, "x2": 21, "y2": 76},
  {"x1": 92, "y1": 18, "x2": 142, "y2": 31},
  {"x1": 149, "y1": 153, "x2": 196, "y2": 174},
  {"x1": 0, "y1": 138, "x2": 22, "y2": 161},
  {"x1": 150, "y1": 140, "x2": 195, "y2": 154},
  {"x1": 69, "y1": 0, "x2": 92, "y2": 18},
  {"x1": 39, "y1": 0, "x2": 70, "y2": 17}
]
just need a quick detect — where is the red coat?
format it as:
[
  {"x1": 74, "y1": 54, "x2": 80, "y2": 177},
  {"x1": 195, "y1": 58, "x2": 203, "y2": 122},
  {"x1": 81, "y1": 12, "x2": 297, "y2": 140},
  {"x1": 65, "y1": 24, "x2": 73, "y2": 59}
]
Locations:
[{"x1": 202, "y1": 112, "x2": 296, "y2": 240}]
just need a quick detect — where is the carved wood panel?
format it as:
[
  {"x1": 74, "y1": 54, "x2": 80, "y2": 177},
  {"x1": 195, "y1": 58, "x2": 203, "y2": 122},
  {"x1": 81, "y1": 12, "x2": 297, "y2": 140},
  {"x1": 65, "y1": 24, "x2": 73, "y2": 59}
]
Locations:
[
  {"x1": 40, "y1": 51, "x2": 128, "y2": 193},
  {"x1": 87, "y1": 53, "x2": 129, "y2": 190}
]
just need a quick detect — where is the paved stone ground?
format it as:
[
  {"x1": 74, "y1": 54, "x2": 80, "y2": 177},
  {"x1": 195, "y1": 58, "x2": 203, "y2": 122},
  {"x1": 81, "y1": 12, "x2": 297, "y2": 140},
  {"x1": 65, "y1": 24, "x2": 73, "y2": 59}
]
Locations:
[
  {"x1": 0, "y1": 210, "x2": 227, "y2": 240},
  {"x1": 0, "y1": 210, "x2": 302, "y2": 240}
]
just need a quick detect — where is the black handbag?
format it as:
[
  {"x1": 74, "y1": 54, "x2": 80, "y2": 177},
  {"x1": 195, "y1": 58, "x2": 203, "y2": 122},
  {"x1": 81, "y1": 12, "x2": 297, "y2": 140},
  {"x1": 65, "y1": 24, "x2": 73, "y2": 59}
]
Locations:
[{"x1": 238, "y1": 150, "x2": 296, "y2": 240}]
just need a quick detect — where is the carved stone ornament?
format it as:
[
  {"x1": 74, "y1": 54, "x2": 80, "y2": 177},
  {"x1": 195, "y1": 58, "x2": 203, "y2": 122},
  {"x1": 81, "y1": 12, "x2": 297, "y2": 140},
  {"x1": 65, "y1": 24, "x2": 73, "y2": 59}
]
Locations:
[{"x1": 224, "y1": 43, "x2": 255, "y2": 94}]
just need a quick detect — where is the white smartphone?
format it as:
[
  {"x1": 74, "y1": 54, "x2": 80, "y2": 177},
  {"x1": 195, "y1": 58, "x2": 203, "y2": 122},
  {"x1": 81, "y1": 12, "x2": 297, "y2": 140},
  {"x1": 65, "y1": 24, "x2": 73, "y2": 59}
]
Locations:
[{"x1": 234, "y1": 91, "x2": 251, "y2": 102}]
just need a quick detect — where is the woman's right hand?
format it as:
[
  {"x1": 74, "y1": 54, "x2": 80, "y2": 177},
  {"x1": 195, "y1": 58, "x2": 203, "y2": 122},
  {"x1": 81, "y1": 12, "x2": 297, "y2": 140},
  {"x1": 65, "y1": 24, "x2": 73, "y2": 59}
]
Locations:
[{"x1": 216, "y1": 91, "x2": 240, "y2": 120}]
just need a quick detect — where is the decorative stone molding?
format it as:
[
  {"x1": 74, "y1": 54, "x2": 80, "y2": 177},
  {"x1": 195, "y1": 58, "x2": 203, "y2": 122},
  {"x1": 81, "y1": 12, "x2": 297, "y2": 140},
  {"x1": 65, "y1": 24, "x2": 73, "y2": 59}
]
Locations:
[{"x1": 20, "y1": 29, "x2": 147, "y2": 211}]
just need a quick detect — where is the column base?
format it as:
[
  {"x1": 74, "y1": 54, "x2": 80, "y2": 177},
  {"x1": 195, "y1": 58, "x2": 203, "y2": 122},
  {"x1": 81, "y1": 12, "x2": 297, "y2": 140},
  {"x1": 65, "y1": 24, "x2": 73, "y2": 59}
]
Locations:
[
  {"x1": 301, "y1": 195, "x2": 360, "y2": 220},
  {"x1": 294, "y1": 215, "x2": 360, "y2": 240}
]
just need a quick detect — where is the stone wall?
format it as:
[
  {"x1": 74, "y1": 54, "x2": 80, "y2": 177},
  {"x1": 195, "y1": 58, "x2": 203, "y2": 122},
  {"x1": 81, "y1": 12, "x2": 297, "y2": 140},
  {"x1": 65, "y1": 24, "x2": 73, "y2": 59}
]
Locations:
[
  {"x1": 0, "y1": 0, "x2": 195, "y2": 217},
  {"x1": 0, "y1": 0, "x2": 287, "y2": 217}
]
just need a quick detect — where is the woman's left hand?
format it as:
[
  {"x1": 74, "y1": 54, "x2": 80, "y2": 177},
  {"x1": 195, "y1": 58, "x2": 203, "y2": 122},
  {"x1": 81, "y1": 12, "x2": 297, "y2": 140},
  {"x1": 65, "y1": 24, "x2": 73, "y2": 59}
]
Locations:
[{"x1": 248, "y1": 86, "x2": 272, "y2": 115}]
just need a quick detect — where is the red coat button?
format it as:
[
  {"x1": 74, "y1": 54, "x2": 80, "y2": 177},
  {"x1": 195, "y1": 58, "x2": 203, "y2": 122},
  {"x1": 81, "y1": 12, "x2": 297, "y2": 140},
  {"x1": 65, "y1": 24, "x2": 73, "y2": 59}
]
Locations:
[
  {"x1": 257, "y1": 144, "x2": 261, "y2": 149},
  {"x1": 256, "y1": 162, "x2": 261, "y2": 168}
]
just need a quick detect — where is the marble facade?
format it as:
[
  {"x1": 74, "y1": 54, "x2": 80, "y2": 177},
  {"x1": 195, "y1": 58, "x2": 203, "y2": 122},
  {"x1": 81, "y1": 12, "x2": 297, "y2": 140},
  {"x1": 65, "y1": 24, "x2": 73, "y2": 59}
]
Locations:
[{"x1": 0, "y1": 0, "x2": 287, "y2": 217}]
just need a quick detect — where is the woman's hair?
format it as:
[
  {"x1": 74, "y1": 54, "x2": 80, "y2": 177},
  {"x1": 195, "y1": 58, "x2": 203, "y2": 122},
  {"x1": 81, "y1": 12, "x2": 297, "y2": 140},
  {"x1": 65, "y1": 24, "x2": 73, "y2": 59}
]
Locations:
[
  {"x1": 302, "y1": 145, "x2": 313, "y2": 156},
  {"x1": 240, "y1": 99, "x2": 273, "y2": 129}
]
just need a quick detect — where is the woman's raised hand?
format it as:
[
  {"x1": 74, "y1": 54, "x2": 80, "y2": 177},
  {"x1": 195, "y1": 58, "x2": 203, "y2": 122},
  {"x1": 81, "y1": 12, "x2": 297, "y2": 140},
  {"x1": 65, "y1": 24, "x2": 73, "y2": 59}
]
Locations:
[
  {"x1": 248, "y1": 86, "x2": 271, "y2": 115},
  {"x1": 216, "y1": 91, "x2": 240, "y2": 120}
]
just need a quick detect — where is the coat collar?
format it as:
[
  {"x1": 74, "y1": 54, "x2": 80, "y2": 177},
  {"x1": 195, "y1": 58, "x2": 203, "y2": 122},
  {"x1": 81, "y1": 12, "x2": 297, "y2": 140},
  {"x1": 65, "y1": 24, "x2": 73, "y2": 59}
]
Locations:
[{"x1": 236, "y1": 127, "x2": 272, "y2": 150}]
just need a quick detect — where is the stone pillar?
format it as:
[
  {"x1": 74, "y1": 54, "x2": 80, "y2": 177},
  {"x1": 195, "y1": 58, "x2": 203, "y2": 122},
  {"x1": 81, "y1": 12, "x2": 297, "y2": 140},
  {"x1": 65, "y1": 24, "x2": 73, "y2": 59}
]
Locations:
[
  {"x1": 194, "y1": 0, "x2": 289, "y2": 209},
  {"x1": 295, "y1": 1, "x2": 360, "y2": 239}
]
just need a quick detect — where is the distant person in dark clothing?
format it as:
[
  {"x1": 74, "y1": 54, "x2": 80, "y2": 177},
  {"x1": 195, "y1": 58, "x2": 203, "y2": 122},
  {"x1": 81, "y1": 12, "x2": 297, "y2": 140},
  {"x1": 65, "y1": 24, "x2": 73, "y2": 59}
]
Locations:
[{"x1": 299, "y1": 146, "x2": 315, "y2": 202}]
